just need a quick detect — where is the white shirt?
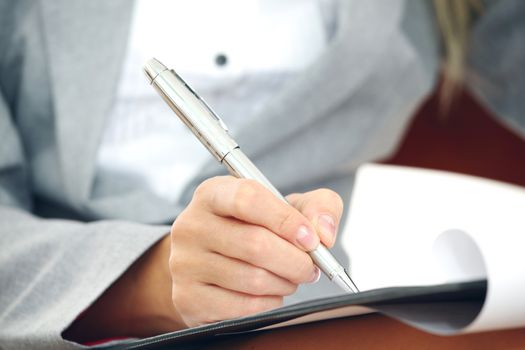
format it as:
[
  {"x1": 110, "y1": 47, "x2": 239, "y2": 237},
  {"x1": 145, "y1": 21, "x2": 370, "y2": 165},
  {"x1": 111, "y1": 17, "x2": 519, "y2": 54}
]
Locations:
[{"x1": 97, "y1": 0, "x2": 332, "y2": 203}]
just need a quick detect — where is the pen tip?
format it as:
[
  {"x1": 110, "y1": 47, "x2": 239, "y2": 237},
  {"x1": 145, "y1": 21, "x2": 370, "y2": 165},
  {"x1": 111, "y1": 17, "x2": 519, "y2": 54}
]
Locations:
[
  {"x1": 143, "y1": 58, "x2": 168, "y2": 84},
  {"x1": 335, "y1": 271, "x2": 360, "y2": 294}
]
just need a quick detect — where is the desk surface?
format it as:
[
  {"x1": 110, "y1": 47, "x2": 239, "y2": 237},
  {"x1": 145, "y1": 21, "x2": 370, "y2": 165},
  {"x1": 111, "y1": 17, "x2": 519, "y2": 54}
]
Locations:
[{"x1": 192, "y1": 313, "x2": 525, "y2": 350}]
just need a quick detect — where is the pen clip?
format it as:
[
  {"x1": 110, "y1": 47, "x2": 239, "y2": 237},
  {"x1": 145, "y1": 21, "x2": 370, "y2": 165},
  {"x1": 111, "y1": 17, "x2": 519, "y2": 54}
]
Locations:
[
  {"x1": 173, "y1": 69, "x2": 230, "y2": 133},
  {"x1": 199, "y1": 96, "x2": 230, "y2": 132}
]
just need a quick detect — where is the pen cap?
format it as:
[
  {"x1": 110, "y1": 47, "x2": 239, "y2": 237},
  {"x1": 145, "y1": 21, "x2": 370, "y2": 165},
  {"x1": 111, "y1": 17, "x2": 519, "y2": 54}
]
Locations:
[{"x1": 143, "y1": 58, "x2": 238, "y2": 161}]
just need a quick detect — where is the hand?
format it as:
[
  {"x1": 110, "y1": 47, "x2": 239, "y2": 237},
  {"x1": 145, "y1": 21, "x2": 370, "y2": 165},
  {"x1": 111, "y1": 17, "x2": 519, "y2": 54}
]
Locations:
[
  {"x1": 63, "y1": 176, "x2": 344, "y2": 342},
  {"x1": 169, "y1": 176, "x2": 344, "y2": 327}
]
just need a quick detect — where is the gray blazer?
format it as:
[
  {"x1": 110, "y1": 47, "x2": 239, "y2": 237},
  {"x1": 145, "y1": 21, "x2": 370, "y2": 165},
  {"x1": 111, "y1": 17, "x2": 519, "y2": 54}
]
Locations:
[{"x1": 0, "y1": 0, "x2": 523, "y2": 349}]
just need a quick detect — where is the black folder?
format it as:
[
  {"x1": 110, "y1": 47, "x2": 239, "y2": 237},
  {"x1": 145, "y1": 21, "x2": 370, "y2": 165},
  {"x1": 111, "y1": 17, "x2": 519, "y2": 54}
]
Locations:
[{"x1": 100, "y1": 280, "x2": 486, "y2": 350}]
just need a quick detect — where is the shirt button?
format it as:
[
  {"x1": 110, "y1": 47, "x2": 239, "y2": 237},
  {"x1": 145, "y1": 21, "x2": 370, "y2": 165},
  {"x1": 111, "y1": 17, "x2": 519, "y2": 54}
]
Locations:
[{"x1": 215, "y1": 53, "x2": 228, "y2": 67}]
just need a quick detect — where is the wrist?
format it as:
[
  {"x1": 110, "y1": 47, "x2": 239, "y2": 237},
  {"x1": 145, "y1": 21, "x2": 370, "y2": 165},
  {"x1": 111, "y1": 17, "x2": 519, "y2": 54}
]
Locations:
[
  {"x1": 63, "y1": 234, "x2": 183, "y2": 343},
  {"x1": 126, "y1": 234, "x2": 184, "y2": 336}
]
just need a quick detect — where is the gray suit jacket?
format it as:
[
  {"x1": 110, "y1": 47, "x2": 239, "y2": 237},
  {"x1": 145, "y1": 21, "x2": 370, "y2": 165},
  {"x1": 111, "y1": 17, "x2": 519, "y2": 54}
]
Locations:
[{"x1": 0, "y1": 0, "x2": 523, "y2": 349}]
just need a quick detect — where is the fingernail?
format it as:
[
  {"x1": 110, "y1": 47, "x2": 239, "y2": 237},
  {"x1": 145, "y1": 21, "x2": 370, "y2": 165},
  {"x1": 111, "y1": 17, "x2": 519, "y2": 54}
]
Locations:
[
  {"x1": 318, "y1": 214, "x2": 336, "y2": 243},
  {"x1": 296, "y1": 225, "x2": 317, "y2": 251},
  {"x1": 309, "y1": 267, "x2": 321, "y2": 284}
]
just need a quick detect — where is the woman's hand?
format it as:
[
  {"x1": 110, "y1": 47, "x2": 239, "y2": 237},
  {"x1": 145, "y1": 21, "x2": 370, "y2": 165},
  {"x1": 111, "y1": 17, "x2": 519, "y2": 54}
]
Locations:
[
  {"x1": 169, "y1": 176, "x2": 344, "y2": 327},
  {"x1": 63, "y1": 176, "x2": 344, "y2": 342}
]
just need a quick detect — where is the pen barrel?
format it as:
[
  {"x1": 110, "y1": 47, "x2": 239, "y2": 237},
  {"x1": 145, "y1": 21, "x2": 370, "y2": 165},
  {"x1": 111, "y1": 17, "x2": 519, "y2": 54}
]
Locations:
[
  {"x1": 223, "y1": 148, "x2": 285, "y2": 200},
  {"x1": 223, "y1": 148, "x2": 345, "y2": 281},
  {"x1": 150, "y1": 66, "x2": 238, "y2": 161}
]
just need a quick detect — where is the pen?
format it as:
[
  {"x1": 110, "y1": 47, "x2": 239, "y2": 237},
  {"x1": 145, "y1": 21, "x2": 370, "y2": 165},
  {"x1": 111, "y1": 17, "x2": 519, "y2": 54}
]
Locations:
[{"x1": 143, "y1": 58, "x2": 359, "y2": 294}]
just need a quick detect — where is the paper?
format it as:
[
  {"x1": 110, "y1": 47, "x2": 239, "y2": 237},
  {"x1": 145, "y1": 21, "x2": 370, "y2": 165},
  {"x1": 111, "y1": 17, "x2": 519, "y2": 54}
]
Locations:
[
  {"x1": 108, "y1": 164, "x2": 518, "y2": 350},
  {"x1": 343, "y1": 164, "x2": 525, "y2": 334}
]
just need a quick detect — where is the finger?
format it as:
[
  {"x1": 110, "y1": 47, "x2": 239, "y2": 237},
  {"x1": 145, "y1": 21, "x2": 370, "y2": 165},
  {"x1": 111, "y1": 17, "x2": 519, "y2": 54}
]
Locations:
[
  {"x1": 191, "y1": 215, "x2": 318, "y2": 284},
  {"x1": 173, "y1": 282, "x2": 283, "y2": 327},
  {"x1": 196, "y1": 176, "x2": 320, "y2": 251},
  {"x1": 286, "y1": 189, "x2": 344, "y2": 247},
  {"x1": 196, "y1": 252, "x2": 298, "y2": 296}
]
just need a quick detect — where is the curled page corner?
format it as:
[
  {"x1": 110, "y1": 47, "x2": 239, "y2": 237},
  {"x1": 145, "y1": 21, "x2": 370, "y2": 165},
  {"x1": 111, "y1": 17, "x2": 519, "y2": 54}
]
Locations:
[
  {"x1": 370, "y1": 230, "x2": 488, "y2": 336},
  {"x1": 386, "y1": 229, "x2": 489, "y2": 335},
  {"x1": 342, "y1": 163, "x2": 525, "y2": 335},
  {"x1": 432, "y1": 229, "x2": 487, "y2": 285}
]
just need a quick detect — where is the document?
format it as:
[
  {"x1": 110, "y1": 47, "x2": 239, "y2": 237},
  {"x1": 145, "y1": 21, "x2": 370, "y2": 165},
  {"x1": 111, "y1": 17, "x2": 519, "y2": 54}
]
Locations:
[{"x1": 103, "y1": 164, "x2": 525, "y2": 349}]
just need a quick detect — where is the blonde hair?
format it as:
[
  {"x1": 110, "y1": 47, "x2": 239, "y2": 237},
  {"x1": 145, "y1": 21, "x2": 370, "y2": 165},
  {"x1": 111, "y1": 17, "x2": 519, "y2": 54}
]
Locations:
[{"x1": 432, "y1": 0, "x2": 482, "y2": 110}]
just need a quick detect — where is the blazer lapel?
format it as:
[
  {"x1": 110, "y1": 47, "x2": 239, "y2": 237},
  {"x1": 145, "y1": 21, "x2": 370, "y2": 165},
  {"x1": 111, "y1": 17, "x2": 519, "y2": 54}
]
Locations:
[{"x1": 41, "y1": 0, "x2": 133, "y2": 204}]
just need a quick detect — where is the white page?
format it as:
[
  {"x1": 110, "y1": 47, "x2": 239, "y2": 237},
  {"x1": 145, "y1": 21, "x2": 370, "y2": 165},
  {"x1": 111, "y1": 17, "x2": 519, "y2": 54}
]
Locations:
[{"x1": 343, "y1": 164, "x2": 525, "y2": 333}]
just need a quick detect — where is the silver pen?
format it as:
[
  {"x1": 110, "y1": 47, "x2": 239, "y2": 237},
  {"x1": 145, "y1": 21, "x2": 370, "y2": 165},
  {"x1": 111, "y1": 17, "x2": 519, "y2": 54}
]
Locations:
[{"x1": 143, "y1": 58, "x2": 359, "y2": 294}]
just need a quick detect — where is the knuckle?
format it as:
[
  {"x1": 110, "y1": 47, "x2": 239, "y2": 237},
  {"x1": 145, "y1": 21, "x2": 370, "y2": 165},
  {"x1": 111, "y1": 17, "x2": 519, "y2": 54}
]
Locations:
[
  {"x1": 168, "y1": 251, "x2": 186, "y2": 276},
  {"x1": 246, "y1": 230, "x2": 269, "y2": 254},
  {"x1": 168, "y1": 253, "x2": 177, "y2": 272},
  {"x1": 193, "y1": 176, "x2": 227, "y2": 204},
  {"x1": 243, "y1": 237, "x2": 260, "y2": 259},
  {"x1": 243, "y1": 230, "x2": 272, "y2": 264},
  {"x1": 193, "y1": 178, "x2": 214, "y2": 200},
  {"x1": 276, "y1": 209, "x2": 297, "y2": 237},
  {"x1": 247, "y1": 268, "x2": 269, "y2": 294},
  {"x1": 170, "y1": 214, "x2": 187, "y2": 236},
  {"x1": 171, "y1": 204, "x2": 209, "y2": 242},
  {"x1": 170, "y1": 213, "x2": 195, "y2": 243},
  {"x1": 232, "y1": 180, "x2": 260, "y2": 216}
]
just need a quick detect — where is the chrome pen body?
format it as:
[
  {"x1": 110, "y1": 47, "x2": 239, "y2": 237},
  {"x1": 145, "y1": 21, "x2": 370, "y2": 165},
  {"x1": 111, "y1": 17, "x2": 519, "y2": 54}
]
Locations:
[{"x1": 144, "y1": 58, "x2": 359, "y2": 294}]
